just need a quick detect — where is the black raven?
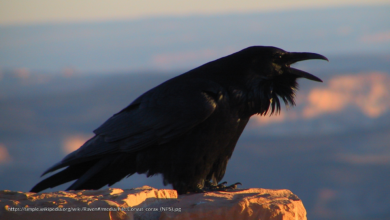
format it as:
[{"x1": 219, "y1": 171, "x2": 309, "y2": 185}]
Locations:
[{"x1": 31, "y1": 46, "x2": 327, "y2": 194}]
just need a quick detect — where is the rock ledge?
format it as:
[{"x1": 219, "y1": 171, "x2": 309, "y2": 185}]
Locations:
[{"x1": 0, "y1": 186, "x2": 306, "y2": 220}]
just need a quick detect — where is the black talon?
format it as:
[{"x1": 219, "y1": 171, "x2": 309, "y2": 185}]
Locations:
[
  {"x1": 226, "y1": 182, "x2": 242, "y2": 189},
  {"x1": 197, "y1": 181, "x2": 242, "y2": 192},
  {"x1": 217, "y1": 181, "x2": 228, "y2": 188}
]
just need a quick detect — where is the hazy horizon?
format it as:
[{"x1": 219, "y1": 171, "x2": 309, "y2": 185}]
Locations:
[
  {"x1": 1, "y1": 0, "x2": 388, "y2": 26},
  {"x1": 1, "y1": 5, "x2": 389, "y2": 74}
]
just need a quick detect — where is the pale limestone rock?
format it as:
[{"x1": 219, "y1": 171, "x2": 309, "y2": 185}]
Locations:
[{"x1": 0, "y1": 186, "x2": 306, "y2": 220}]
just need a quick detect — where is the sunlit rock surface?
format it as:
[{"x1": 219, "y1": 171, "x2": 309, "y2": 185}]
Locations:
[{"x1": 0, "y1": 186, "x2": 306, "y2": 220}]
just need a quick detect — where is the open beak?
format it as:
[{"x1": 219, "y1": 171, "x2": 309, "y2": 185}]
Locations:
[{"x1": 285, "y1": 52, "x2": 328, "y2": 82}]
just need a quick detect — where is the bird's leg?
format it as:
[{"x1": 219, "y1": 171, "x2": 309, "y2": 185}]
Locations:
[
  {"x1": 203, "y1": 179, "x2": 217, "y2": 190},
  {"x1": 194, "y1": 180, "x2": 207, "y2": 193}
]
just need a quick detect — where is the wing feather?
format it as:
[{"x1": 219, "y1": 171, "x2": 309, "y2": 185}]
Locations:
[{"x1": 43, "y1": 78, "x2": 223, "y2": 175}]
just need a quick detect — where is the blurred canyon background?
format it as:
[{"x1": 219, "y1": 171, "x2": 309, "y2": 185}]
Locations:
[{"x1": 1, "y1": 1, "x2": 390, "y2": 219}]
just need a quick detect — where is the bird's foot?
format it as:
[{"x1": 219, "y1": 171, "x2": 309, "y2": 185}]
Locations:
[
  {"x1": 200, "y1": 180, "x2": 242, "y2": 192},
  {"x1": 215, "y1": 181, "x2": 242, "y2": 190}
]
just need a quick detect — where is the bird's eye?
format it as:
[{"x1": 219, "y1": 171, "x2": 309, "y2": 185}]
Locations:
[{"x1": 273, "y1": 54, "x2": 283, "y2": 61}]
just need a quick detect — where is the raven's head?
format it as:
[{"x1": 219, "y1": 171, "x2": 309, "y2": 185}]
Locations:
[{"x1": 232, "y1": 46, "x2": 328, "y2": 115}]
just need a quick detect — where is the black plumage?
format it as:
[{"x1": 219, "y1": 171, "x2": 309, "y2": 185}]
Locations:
[{"x1": 31, "y1": 46, "x2": 327, "y2": 194}]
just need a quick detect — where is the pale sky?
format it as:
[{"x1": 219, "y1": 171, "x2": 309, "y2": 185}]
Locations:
[{"x1": 0, "y1": 0, "x2": 389, "y2": 26}]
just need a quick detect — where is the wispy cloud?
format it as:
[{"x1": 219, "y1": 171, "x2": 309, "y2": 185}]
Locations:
[
  {"x1": 253, "y1": 72, "x2": 390, "y2": 125},
  {"x1": 312, "y1": 188, "x2": 338, "y2": 217},
  {"x1": 152, "y1": 48, "x2": 236, "y2": 69},
  {"x1": 254, "y1": 110, "x2": 299, "y2": 126},
  {"x1": 304, "y1": 72, "x2": 390, "y2": 118},
  {"x1": 153, "y1": 49, "x2": 218, "y2": 67},
  {"x1": 13, "y1": 68, "x2": 30, "y2": 80},
  {"x1": 62, "y1": 134, "x2": 92, "y2": 154},
  {"x1": 360, "y1": 31, "x2": 390, "y2": 43},
  {"x1": 0, "y1": 143, "x2": 12, "y2": 164},
  {"x1": 337, "y1": 26, "x2": 353, "y2": 36},
  {"x1": 335, "y1": 154, "x2": 390, "y2": 165}
]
